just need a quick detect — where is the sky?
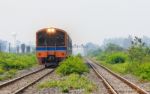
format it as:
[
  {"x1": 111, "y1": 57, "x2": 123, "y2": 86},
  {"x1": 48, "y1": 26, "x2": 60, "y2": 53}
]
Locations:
[{"x1": 0, "y1": 0, "x2": 150, "y2": 45}]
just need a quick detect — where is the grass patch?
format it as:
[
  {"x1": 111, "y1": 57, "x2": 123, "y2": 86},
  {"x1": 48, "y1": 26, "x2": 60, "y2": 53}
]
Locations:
[
  {"x1": 38, "y1": 73, "x2": 96, "y2": 93},
  {"x1": 38, "y1": 56, "x2": 96, "y2": 93},
  {"x1": 56, "y1": 56, "x2": 89, "y2": 75},
  {"x1": 126, "y1": 62, "x2": 150, "y2": 81},
  {"x1": 97, "y1": 59, "x2": 150, "y2": 81},
  {"x1": 100, "y1": 61, "x2": 128, "y2": 74},
  {"x1": 0, "y1": 52, "x2": 37, "y2": 80},
  {"x1": 93, "y1": 50, "x2": 150, "y2": 81}
]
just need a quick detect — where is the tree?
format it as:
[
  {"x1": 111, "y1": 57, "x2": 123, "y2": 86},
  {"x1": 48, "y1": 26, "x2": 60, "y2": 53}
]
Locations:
[
  {"x1": 128, "y1": 36, "x2": 146, "y2": 63},
  {"x1": 0, "y1": 43, "x2": 1, "y2": 52},
  {"x1": 87, "y1": 48, "x2": 102, "y2": 57},
  {"x1": 105, "y1": 43, "x2": 124, "y2": 53},
  {"x1": 145, "y1": 47, "x2": 150, "y2": 55}
]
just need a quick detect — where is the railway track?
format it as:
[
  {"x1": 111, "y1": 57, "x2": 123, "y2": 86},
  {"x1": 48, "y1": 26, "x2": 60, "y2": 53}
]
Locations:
[
  {"x1": 0, "y1": 67, "x2": 54, "y2": 94},
  {"x1": 86, "y1": 58, "x2": 149, "y2": 94}
]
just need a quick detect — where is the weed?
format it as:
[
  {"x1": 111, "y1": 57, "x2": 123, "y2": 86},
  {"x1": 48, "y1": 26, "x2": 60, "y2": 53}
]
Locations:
[
  {"x1": 0, "y1": 52, "x2": 37, "y2": 80},
  {"x1": 56, "y1": 56, "x2": 89, "y2": 75},
  {"x1": 38, "y1": 73, "x2": 96, "y2": 93}
]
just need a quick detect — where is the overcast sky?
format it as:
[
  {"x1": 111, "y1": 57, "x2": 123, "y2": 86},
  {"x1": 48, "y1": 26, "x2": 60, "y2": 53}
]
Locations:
[{"x1": 0, "y1": 0, "x2": 150, "y2": 45}]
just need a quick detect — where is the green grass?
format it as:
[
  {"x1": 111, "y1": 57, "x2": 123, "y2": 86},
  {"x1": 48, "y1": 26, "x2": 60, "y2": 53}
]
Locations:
[
  {"x1": 56, "y1": 56, "x2": 89, "y2": 75},
  {"x1": 126, "y1": 62, "x2": 150, "y2": 81},
  {"x1": 93, "y1": 50, "x2": 150, "y2": 81},
  {"x1": 38, "y1": 56, "x2": 95, "y2": 93},
  {"x1": 100, "y1": 61, "x2": 128, "y2": 74},
  {"x1": 105, "y1": 52, "x2": 127, "y2": 64},
  {"x1": 0, "y1": 52, "x2": 37, "y2": 80},
  {"x1": 38, "y1": 73, "x2": 96, "y2": 93},
  {"x1": 97, "y1": 59, "x2": 150, "y2": 81}
]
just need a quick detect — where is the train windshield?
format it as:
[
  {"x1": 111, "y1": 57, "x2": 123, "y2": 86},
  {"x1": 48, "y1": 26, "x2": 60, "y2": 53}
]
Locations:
[
  {"x1": 47, "y1": 30, "x2": 65, "y2": 46},
  {"x1": 37, "y1": 30, "x2": 65, "y2": 46}
]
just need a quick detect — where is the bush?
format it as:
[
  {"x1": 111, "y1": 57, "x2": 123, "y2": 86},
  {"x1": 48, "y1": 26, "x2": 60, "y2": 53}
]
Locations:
[
  {"x1": 0, "y1": 67, "x2": 5, "y2": 74},
  {"x1": 126, "y1": 62, "x2": 150, "y2": 81},
  {"x1": 106, "y1": 52, "x2": 127, "y2": 64},
  {"x1": 76, "y1": 53, "x2": 82, "y2": 58},
  {"x1": 0, "y1": 53, "x2": 37, "y2": 70},
  {"x1": 38, "y1": 73, "x2": 96, "y2": 93},
  {"x1": 56, "y1": 56, "x2": 89, "y2": 75},
  {"x1": 96, "y1": 52, "x2": 108, "y2": 61},
  {"x1": 0, "y1": 52, "x2": 37, "y2": 80}
]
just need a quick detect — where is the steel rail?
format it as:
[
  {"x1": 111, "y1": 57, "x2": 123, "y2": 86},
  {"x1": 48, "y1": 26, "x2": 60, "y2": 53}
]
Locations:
[
  {"x1": 89, "y1": 58, "x2": 148, "y2": 94},
  {"x1": 88, "y1": 62, "x2": 118, "y2": 94},
  {"x1": 0, "y1": 67, "x2": 45, "y2": 88},
  {"x1": 13, "y1": 69, "x2": 55, "y2": 94}
]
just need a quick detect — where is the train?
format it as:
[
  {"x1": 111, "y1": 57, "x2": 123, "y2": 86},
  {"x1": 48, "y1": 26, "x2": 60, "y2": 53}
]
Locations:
[{"x1": 36, "y1": 27, "x2": 72, "y2": 67}]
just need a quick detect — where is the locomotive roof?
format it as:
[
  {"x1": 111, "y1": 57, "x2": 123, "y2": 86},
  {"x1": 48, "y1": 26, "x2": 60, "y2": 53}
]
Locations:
[
  {"x1": 37, "y1": 27, "x2": 67, "y2": 34},
  {"x1": 36, "y1": 27, "x2": 72, "y2": 41}
]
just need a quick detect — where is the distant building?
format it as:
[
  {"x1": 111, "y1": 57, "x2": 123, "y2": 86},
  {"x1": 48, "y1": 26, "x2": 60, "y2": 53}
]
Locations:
[
  {"x1": 0, "y1": 40, "x2": 8, "y2": 52},
  {"x1": 26, "y1": 46, "x2": 31, "y2": 53}
]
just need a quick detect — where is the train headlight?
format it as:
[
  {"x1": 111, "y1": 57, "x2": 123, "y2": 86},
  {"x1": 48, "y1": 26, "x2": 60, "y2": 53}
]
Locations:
[{"x1": 47, "y1": 28, "x2": 56, "y2": 34}]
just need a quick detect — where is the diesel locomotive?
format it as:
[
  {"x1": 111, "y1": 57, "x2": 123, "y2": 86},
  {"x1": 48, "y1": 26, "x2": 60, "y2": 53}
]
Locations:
[{"x1": 36, "y1": 27, "x2": 72, "y2": 67}]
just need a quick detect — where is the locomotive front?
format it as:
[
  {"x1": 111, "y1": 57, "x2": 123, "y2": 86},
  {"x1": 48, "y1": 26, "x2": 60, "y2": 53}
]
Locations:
[{"x1": 36, "y1": 28, "x2": 70, "y2": 67}]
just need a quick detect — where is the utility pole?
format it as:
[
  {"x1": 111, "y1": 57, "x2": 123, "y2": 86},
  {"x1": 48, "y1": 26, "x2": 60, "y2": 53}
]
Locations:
[
  {"x1": 12, "y1": 32, "x2": 17, "y2": 53},
  {"x1": 0, "y1": 43, "x2": 1, "y2": 52},
  {"x1": 9, "y1": 42, "x2": 11, "y2": 53}
]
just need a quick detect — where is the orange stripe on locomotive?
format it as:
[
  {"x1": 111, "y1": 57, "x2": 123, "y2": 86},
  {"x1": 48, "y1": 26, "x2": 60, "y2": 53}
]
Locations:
[{"x1": 36, "y1": 51, "x2": 67, "y2": 58}]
